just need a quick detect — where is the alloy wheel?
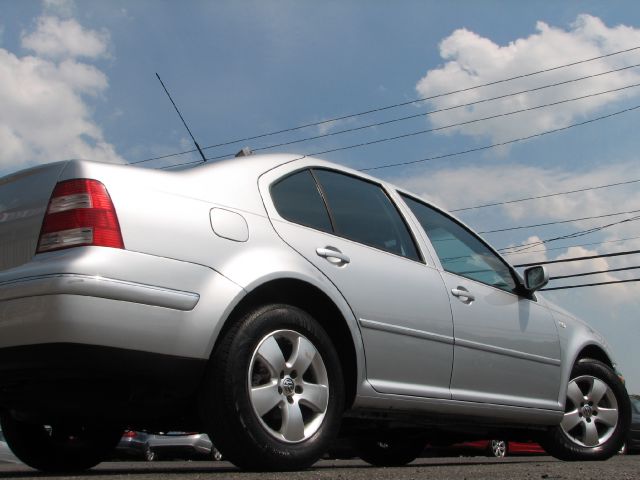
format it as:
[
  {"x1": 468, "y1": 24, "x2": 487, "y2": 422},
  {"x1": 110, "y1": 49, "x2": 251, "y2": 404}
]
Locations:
[
  {"x1": 248, "y1": 329, "x2": 329, "y2": 443},
  {"x1": 560, "y1": 375, "x2": 619, "y2": 447}
]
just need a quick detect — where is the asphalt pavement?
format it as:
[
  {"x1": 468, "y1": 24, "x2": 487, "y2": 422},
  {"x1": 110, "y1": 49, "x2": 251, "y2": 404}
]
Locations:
[{"x1": 0, "y1": 456, "x2": 639, "y2": 480}]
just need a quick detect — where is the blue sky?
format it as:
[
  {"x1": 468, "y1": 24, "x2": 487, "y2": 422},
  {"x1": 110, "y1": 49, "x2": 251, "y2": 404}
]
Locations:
[{"x1": 1, "y1": 0, "x2": 639, "y2": 393}]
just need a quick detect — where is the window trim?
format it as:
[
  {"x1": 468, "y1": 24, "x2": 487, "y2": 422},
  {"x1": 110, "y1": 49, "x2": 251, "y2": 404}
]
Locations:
[{"x1": 399, "y1": 192, "x2": 523, "y2": 294}]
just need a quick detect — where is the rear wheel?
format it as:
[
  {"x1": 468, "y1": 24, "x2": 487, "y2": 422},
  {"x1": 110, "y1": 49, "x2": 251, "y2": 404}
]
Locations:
[
  {"x1": 540, "y1": 359, "x2": 630, "y2": 461},
  {"x1": 355, "y1": 435, "x2": 425, "y2": 466},
  {"x1": 200, "y1": 304, "x2": 344, "y2": 470},
  {"x1": 488, "y1": 440, "x2": 508, "y2": 458},
  {"x1": 0, "y1": 412, "x2": 122, "y2": 473}
]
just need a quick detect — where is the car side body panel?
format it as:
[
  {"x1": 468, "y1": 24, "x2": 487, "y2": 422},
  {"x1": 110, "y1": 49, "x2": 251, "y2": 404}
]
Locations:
[{"x1": 259, "y1": 161, "x2": 455, "y2": 400}]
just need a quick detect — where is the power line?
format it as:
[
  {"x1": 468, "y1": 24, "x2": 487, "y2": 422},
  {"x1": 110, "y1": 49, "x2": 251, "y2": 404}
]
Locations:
[
  {"x1": 513, "y1": 248, "x2": 640, "y2": 268},
  {"x1": 540, "y1": 278, "x2": 640, "y2": 291},
  {"x1": 131, "y1": 45, "x2": 640, "y2": 166},
  {"x1": 359, "y1": 104, "x2": 640, "y2": 172},
  {"x1": 300, "y1": 82, "x2": 640, "y2": 159},
  {"x1": 451, "y1": 178, "x2": 640, "y2": 213},
  {"x1": 479, "y1": 207, "x2": 640, "y2": 235},
  {"x1": 499, "y1": 214, "x2": 640, "y2": 253},
  {"x1": 500, "y1": 235, "x2": 640, "y2": 256},
  {"x1": 175, "y1": 63, "x2": 640, "y2": 162},
  {"x1": 163, "y1": 101, "x2": 640, "y2": 171},
  {"x1": 550, "y1": 265, "x2": 640, "y2": 280}
]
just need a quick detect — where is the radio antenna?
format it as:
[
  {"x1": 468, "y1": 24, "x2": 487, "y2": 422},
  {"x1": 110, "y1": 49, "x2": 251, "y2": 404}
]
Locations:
[{"x1": 155, "y1": 72, "x2": 207, "y2": 163}]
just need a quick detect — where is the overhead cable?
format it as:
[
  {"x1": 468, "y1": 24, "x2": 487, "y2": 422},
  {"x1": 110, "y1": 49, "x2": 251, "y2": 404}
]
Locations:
[
  {"x1": 550, "y1": 265, "x2": 640, "y2": 280},
  {"x1": 451, "y1": 178, "x2": 640, "y2": 213},
  {"x1": 498, "y1": 214, "x2": 640, "y2": 253},
  {"x1": 360, "y1": 104, "x2": 640, "y2": 172},
  {"x1": 500, "y1": 235, "x2": 640, "y2": 256},
  {"x1": 160, "y1": 102, "x2": 640, "y2": 171},
  {"x1": 303, "y1": 82, "x2": 640, "y2": 159},
  {"x1": 479, "y1": 207, "x2": 640, "y2": 234},
  {"x1": 132, "y1": 45, "x2": 640, "y2": 166},
  {"x1": 175, "y1": 63, "x2": 640, "y2": 162},
  {"x1": 540, "y1": 278, "x2": 640, "y2": 291},
  {"x1": 513, "y1": 248, "x2": 640, "y2": 268}
]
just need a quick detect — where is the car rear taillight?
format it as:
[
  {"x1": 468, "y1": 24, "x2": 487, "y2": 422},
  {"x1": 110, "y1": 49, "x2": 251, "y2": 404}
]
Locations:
[{"x1": 37, "y1": 179, "x2": 124, "y2": 253}]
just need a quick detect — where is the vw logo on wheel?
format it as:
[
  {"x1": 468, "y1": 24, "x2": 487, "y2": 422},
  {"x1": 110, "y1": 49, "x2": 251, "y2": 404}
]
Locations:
[{"x1": 281, "y1": 377, "x2": 295, "y2": 396}]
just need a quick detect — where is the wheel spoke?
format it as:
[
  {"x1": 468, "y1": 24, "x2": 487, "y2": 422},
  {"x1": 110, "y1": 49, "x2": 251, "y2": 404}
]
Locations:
[
  {"x1": 250, "y1": 382, "x2": 282, "y2": 417},
  {"x1": 299, "y1": 382, "x2": 329, "y2": 413},
  {"x1": 596, "y1": 407, "x2": 619, "y2": 428},
  {"x1": 281, "y1": 401, "x2": 305, "y2": 441},
  {"x1": 561, "y1": 409, "x2": 582, "y2": 431},
  {"x1": 588, "y1": 378, "x2": 608, "y2": 406},
  {"x1": 566, "y1": 381, "x2": 584, "y2": 407},
  {"x1": 256, "y1": 336, "x2": 286, "y2": 376},
  {"x1": 288, "y1": 336, "x2": 317, "y2": 375},
  {"x1": 583, "y1": 420, "x2": 599, "y2": 446}
]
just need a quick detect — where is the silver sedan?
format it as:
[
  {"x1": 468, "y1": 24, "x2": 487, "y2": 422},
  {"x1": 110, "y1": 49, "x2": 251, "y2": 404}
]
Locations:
[{"x1": 0, "y1": 154, "x2": 631, "y2": 472}]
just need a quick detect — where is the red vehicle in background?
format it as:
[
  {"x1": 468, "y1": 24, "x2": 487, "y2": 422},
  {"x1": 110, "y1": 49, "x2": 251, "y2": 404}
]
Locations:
[{"x1": 432, "y1": 440, "x2": 544, "y2": 458}]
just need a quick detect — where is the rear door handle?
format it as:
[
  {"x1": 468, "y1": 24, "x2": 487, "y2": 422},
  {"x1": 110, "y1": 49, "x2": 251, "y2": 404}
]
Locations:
[
  {"x1": 451, "y1": 287, "x2": 475, "y2": 303},
  {"x1": 316, "y1": 247, "x2": 350, "y2": 265}
]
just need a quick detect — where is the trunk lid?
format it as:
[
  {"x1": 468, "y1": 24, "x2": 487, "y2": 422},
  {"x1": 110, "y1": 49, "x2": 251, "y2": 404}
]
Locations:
[{"x1": 0, "y1": 161, "x2": 69, "y2": 271}]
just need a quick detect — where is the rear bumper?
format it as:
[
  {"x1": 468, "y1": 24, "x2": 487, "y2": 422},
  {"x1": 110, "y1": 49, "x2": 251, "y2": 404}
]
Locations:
[
  {"x1": 0, "y1": 247, "x2": 245, "y2": 423},
  {"x1": 0, "y1": 273, "x2": 200, "y2": 311},
  {"x1": 0, "y1": 247, "x2": 244, "y2": 359}
]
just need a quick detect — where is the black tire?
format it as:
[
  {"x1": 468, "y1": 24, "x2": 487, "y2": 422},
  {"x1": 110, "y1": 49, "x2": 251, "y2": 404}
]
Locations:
[
  {"x1": 0, "y1": 412, "x2": 122, "y2": 472},
  {"x1": 540, "y1": 358, "x2": 631, "y2": 461},
  {"x1": 200, "y1": 304, "x2": 345, "y2": 471},
  {"x1": 355, "y1": 435, "x2": 425, "y2": 466}
]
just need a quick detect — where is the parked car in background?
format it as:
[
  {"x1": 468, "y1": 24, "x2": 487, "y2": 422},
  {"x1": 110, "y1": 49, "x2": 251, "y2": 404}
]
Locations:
[
  {"x1": 623, "y1": 395, "x2": 640, "y2": 454},
  {"x1": 147, "y1": 432, "x2": 218, "y2": 461},
  {"x1": 116, "y1": 431, "x2": 221, "y2": 461},
  {"x1": 432, "y1": 440, "x2": 544, "y2": 458},
  {"x1": 116, "y1": 431, "x2": 153, "y2": 461},
  {"x1": 0, "y1": 154, "x2": 631, "y2": 472}
]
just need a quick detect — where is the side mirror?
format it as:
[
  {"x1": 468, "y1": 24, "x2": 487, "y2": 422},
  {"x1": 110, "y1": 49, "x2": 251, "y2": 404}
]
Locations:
[{"x1": 523, "y1": 265, "x2": 549, "y2": 292}]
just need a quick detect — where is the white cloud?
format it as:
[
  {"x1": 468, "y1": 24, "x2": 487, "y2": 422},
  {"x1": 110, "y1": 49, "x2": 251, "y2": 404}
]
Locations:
[
  {"x1": 22, "y1": 16, "x2": 109, "y2": 59},
  {"x1": 415, "y1": 15, "x2": 640, "y2": 146},
  {"x1": 0, "y1": 10, "x2": 123, "y2": 173}
]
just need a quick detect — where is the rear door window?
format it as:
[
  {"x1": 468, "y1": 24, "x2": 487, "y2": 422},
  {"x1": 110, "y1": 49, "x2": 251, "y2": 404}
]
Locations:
[
  {"x1": 313, "y1": 169, "x2": 420, "y2": 261},
  {"x1": 270, "y1": 169, "x2": 333, "y2": 233}
]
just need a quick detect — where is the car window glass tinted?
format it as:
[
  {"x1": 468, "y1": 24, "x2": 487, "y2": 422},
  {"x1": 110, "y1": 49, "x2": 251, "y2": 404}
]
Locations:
[
  {"x1": 271, "y1": 170, "x2": 332, "y2": 233},
  {"x1": 313, "y1": 169, "x2": 420, "y2": 261},
  {"x1": 402, "y1": 195, "x2": 516, "y2": 292}
]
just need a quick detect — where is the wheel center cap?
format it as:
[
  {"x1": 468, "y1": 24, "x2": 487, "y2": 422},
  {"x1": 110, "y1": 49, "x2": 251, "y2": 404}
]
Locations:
[
  {"x1": 581, "y1": 405, "x2": 593, "y2": 418},
  {"x1": 281, "y1": 376, "x2": 295, "y2": 396}
]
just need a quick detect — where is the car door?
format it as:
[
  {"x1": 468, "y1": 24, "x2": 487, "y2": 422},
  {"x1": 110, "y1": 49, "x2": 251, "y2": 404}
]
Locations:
[
  {"x1": 261, "y1": 166, "x2": 455, "y2": 399},
  {"x1": 401, "y1": 194, "x2": 562, "y2": 410}
]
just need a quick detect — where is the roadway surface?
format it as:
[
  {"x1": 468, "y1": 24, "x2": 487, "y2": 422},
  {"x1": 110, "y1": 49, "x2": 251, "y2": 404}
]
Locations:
[{"x1": 0, "y1": 456, "x2": 639, "y2": 480}]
